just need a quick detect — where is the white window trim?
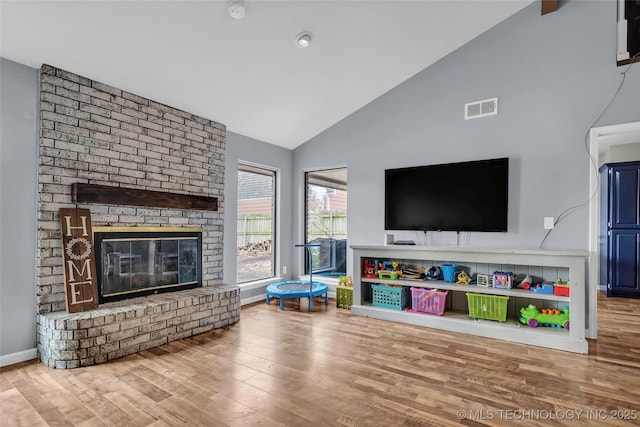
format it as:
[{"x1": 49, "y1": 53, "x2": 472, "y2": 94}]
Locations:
[
  {"x1": 302, "y1": 165, "x2": 348, "y2": 276},
  {"x1": 618, "y1": 0, "x2": 630, "y2": 61},
  {"x1": 237, "y1": 161, "x2": 280, "y2": 284},
  {"x1": 238, "y1": 277, "x2": 283, "y2": 291}
]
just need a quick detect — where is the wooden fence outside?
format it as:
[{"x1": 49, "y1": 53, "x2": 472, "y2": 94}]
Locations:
[{"x1": 237, "y1": 212, "x2": 347, "y2": 247}]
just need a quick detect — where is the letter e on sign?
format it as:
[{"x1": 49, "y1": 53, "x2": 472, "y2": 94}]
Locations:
[{"x1": 60, "y1": 208, "x2": 98, "y2": 313}]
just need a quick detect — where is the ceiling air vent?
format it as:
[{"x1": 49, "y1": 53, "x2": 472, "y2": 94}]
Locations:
[{"x1": 464, "y1": 97, "x2": 498, "y2": 120}]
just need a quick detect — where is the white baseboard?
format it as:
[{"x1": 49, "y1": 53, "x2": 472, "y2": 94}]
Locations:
[
  {"x1": 0, "y1": 348, "x2": 37, "y2": 367},
  {"x1": 241, "y1": 294, "x2": 267, "y2": 306},
  {"x1": 242, "y1": 292, "x2": 336, "y2": 307}
]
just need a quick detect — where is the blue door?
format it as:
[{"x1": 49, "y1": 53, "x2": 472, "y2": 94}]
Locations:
[
  {"x1": 611, "y1": 164, "x2": 640, "y2": 229},
  {"x1": 601, "y1": 162, "x2": 640, "y2": 298},
  {"x1": 609, "y1": 230, "x2": 640, "y2": 297}
]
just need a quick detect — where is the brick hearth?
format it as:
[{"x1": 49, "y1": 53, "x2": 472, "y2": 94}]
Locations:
[{"x1": 37, "y1": 286, "x2": 239, "y2": 369}]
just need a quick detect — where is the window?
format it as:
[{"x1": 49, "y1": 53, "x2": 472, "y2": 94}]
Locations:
[
  {"x1": 304, "y1": 168, "x2": 347, "y2": 276},
  {"x1": 628, "y1": 1, "x2": 640, "y2": 58},
  {"x1": 237, "y1": 164, "x2": 275, "y2": 283},
  {"x1": 618, "y1": 0, "x2": 640, "y2": 65}
]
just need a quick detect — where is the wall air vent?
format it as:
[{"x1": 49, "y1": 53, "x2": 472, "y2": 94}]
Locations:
[{"x1": 464, "y1": 97, "x2": 498, "y2": 120}]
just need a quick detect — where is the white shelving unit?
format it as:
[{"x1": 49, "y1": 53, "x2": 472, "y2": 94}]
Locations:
[{"x1": 351, "y1": 245, "x2": 589, "y2": 354}]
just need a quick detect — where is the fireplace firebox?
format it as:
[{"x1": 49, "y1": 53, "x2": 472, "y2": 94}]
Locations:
[{"x1": 94, "y1": 228, "x2": 203, "y2": 303}]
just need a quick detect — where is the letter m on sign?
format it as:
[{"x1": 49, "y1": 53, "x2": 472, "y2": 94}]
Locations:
[{"x1": 60, "y1": 208, "x2": 98, "y2": 313}]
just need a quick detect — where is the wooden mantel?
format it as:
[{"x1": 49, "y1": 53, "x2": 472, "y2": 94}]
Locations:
[
  {"x1": 71, "y1": 183, "x2": 218, "y2": 211},
  {"x1": 541, "y1": 0, "x2": 558, "y2": 16}
]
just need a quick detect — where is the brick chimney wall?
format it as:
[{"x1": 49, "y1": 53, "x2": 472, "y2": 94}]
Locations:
[{"x1": 37, "y1": 65, "x2": 226, "y2": 315}]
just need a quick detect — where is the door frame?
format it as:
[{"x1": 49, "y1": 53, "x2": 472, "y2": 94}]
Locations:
[
  {"x1": 300, "y1": 165, "x2": 347, "y2": 278},
  {"x1": 588, "y1": 120, "x2": 640, "y2": 338}
]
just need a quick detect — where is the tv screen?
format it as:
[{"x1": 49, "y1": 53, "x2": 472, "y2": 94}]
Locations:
[{"x1": 385, "y1": 158, "x2": 509, "y2": 232}]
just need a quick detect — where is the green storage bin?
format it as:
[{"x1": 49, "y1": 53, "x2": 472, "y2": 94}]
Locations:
[
  {"x1": 466, "y1": 293, "x2": 509, "y2": 322},
  {"x1": 336, "y1": 285, "x2": 353, "y2": 309}
]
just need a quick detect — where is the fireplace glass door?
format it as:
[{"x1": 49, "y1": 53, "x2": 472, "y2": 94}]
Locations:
[{"x1": 95, "y1": 230, "x2": 202, "y2": 303}]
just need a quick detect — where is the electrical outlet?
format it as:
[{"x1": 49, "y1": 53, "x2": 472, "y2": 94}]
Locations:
[
  {"x1": 544, "y1": 217, "x2": 555, "y2": 230},
  {"x1": 282, "y1": 266, "x2": 287, "y2": 275}
]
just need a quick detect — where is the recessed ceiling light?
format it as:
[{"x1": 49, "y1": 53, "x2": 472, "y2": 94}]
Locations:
[
  {"x1": 228, "y1": 0, "x2": 246, "y2": 19},
  {"x1": 295, "y1": 32, "x2": 312, "y2": 48}
]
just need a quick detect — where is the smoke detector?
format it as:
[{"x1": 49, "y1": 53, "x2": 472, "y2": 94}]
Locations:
[
  {"x1": 228, "y1": 0, "x2": 246, "y2": 19},
  {"x1": 295, "y1": 32, "x2": 312, "y2": 48}
]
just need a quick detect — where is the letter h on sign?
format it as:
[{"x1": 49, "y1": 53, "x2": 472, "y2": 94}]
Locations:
[{"x1": 59, "y1": 208, "x2": 98, "y2": 313}]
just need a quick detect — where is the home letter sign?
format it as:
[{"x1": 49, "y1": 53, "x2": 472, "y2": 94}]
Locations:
[{"x1": 60, "y1": 208, "x2": 99, "y2": 313}]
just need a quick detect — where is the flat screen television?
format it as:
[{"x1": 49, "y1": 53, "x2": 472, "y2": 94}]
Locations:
[{"x1": 385, "y1": 157, "x2": 509, "y2": 232}]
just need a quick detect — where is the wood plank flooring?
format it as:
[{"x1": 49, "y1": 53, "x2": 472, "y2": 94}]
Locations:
[{"x1": 2, "y1": 293, "x2": 640, "y2": 426}]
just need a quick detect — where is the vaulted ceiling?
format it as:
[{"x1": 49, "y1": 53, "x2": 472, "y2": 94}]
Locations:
[{"x1": 1, "y1": 1, "x2": 532, "y2": 149}]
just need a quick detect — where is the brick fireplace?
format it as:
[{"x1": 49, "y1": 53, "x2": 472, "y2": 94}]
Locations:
[{"x1": 36, "y1": 65, "x2": 239, "y2": 368}]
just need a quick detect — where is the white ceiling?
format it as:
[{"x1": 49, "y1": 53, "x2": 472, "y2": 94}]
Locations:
[{"x1": 1, "y1": 0, "x2": 532, "y2": 149}]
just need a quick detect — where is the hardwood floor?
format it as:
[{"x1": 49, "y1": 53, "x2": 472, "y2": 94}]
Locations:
[{"x1": 2, "y1": 293, "x2": 640, "y2": 426}]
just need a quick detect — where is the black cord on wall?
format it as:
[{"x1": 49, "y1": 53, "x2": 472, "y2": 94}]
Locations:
[{"x1": 538, "y1": 53, "x2": 639, "y2": 248}]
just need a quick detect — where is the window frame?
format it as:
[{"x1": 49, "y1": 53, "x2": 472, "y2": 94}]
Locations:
[
  {"x1": 618, "y1": 0, "x2": 640, "y2": 65},
  {"x1": 303, "y1": 167, "x2": 348, "y2": 276},
  {"x1": 236, "y1": 162, "x2": 277, "y2": 284}
]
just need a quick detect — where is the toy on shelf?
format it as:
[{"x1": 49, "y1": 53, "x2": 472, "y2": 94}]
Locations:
[
  {"x1": 531, "y1": 282, "x2": 554, "y2": 294},
  {"x1": 493, "y1": 271, "x2": 513, "y2": 289},
  {"x1": 476, "y1": 273, "x2": 494, "y2": 287},
  {"x1": 378, "y1": 260, "x2": 402, "y2": 279},
  {"x1": 519, "y1": 304, "x2": 570, "y2": 330},
  {"x1": 518, "y1": 274, "x2": 533, "y2": 290},
  {"x1": 554, "y1": 278, "x2": 570, "y2": 296},
  {"x1": 378, "y1": 270, "x2": 399, "y2": 280},
  {"x1": 363, "y1": 259, "x2": 378, "y2": 278},
  {"x1": 456, "y1": 271, "x2": 470, "y2": 285},
  {"x1": 425, "y1": 266, "x2": 441, "y2": 281},
  {"x1": 441, "y1": 264, "x2": 458, "y2": 283},
  {"x1": 402, "y1": 267, "x2": 425, "y2": 280},
  {"x1": 338, "y1": 275, "x2": 353, "y2": 287}
]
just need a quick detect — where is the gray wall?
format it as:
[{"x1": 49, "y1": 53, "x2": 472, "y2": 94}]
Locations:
[
  {"x1": 225, "y1": 131, "x2": 294, "y2": 301},
  {"x1": 0, "y1": 58, "x2": 38, "y2": 359},
  {"x1": 293, "y1": 0, "x2": 640, "y2": 277},
  {"x1": 292, "y1": 122, "x2": 349, "y2": 276}
]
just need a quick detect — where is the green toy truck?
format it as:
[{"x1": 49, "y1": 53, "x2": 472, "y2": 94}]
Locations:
[{"x1": 519, "y1": 304, "x2": 570, "y2": 330}]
